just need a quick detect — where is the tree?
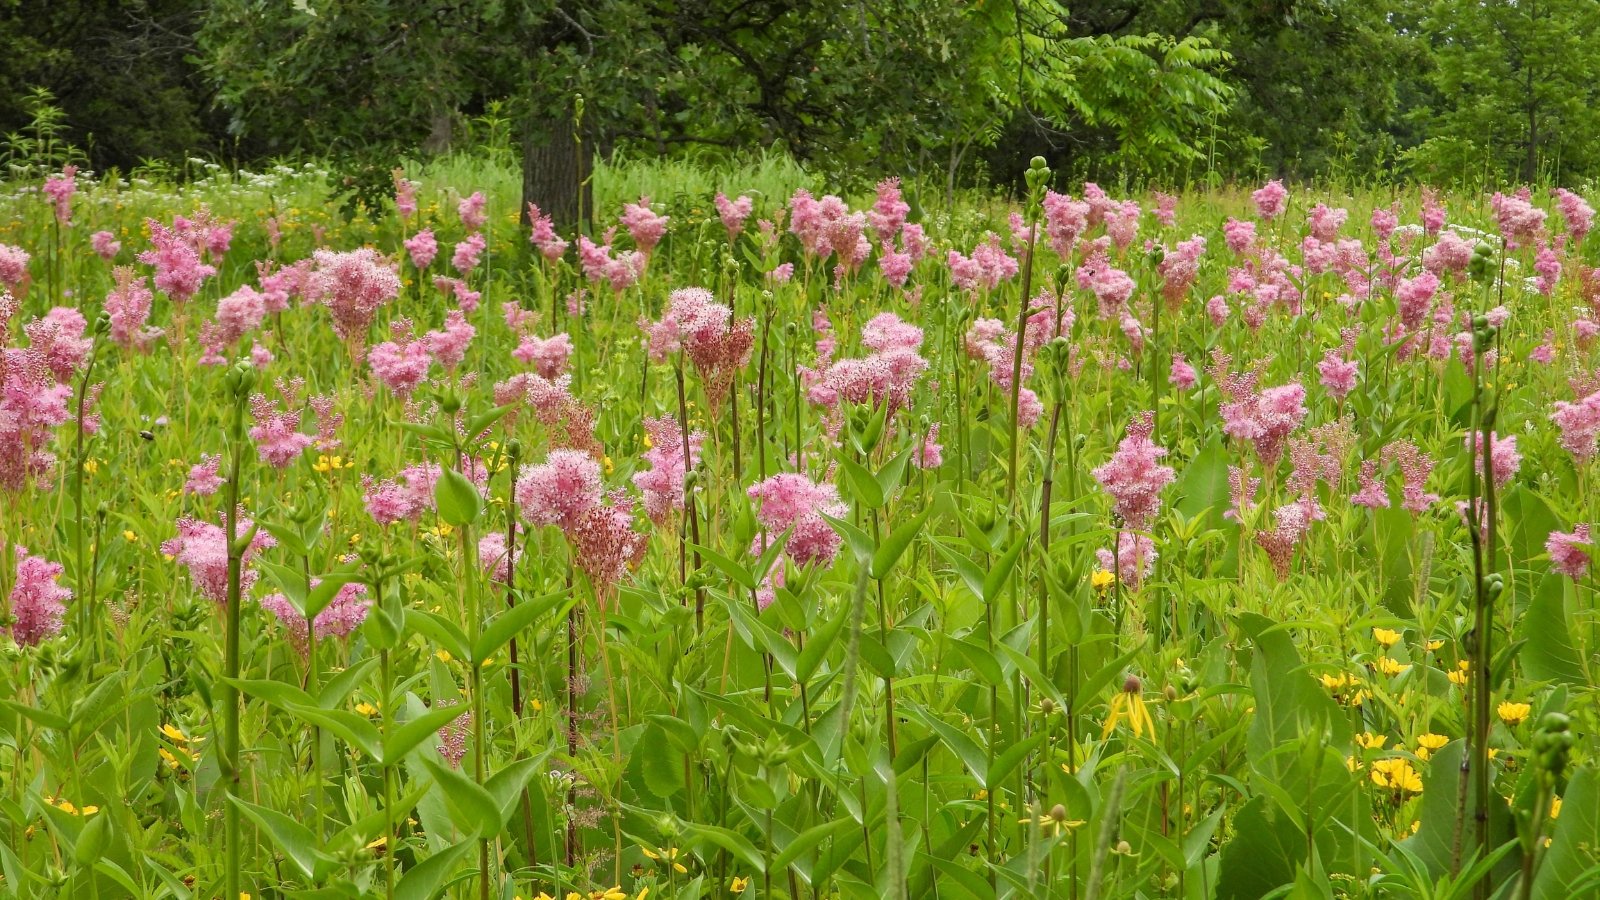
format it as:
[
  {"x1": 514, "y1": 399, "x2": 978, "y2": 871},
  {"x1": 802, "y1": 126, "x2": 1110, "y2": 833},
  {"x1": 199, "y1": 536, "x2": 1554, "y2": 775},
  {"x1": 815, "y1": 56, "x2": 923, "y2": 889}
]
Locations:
[{"x1": 1421, "y1": 0, "x2": 1600, "y2": 184}]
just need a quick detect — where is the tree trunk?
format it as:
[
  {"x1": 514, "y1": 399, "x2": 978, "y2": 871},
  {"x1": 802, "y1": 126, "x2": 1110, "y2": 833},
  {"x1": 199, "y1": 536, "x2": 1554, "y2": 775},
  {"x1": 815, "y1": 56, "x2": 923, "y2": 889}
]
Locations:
[{"x1": 522, "y1": 109, "x2": 590, "y2": 234}]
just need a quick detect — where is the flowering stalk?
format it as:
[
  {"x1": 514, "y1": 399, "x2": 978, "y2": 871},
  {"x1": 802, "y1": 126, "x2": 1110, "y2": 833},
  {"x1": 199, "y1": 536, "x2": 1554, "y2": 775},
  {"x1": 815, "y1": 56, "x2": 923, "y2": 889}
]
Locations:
[
  {"x1": 675, "y1": 360, "x2": 706, "y2": 628},
  {"x1": 1006, "y1": 156, "x2": 1051, "y2": 506},
  {"x1": 70, "y1": 313, "x2": 107, "y2": 653},
  {"x1": 220, "y1": 361, "x2": 258, "y2": 900}
]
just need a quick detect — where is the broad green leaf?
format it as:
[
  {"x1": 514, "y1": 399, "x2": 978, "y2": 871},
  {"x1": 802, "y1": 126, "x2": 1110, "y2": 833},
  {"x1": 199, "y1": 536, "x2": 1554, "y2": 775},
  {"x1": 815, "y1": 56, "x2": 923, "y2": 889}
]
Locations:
[
  {"x1": 229, "y1": 796, "x2": 328, "y2": 880},
  {"x1": 433, "y1": 467, "x2": 482, "y2": 526},
  {"x1": 393, "y1": 840, "x2": 474, "y2": 900},
  {"x1": 870, "y1": 505, "x2": 933, "y2": 580},
  {"x1": 471, "y1": 587, "x2": 568, "y2": 664},
  {"x1": 420, "y1": 756, "x2": 502, "y2": 838}
]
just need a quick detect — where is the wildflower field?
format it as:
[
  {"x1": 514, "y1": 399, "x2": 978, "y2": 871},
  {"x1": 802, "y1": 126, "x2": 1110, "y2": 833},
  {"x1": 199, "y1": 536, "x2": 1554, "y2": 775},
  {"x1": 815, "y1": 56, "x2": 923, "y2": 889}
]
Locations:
[{"x1": 2, "y1": 158, "x2": 1600, "y2": 900}]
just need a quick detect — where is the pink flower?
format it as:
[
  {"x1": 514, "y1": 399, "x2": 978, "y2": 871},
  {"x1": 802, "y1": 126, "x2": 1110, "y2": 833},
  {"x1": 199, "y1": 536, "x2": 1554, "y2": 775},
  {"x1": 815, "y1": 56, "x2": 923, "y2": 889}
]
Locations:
[
  {"x1": 868, "y1": 178, "x2": 910, "y2": 240},
  {"x1": 248, "y1": 394, "x2": 314, "y2": 468},
  {"x1": 0, "y1": 323, "x2": 73, "y2": 491},
  {"x1": 1157, "y1": 236, "x2": 1205, "y2": 304},
  {"x1": 362, "y1": 463, "x2": 441, "y2": 526},
  {"x1": 185, "y1": 454, "x2": 225, "y2": 496},
  {"x1": 393, "y1": 171, "x2": 418, "y2": 219},
  {"x1": 0, "y1": 244, "x2": 31, "y2": 291},
  {"x1": 1223, "y1": 218, "x2": 1256, "y2": 255},
  {"x1": 1465, "y1": 431, "x2": 1521, "y2": 488},
  {"x1": 526, "y1": 204, "x2": 569, "y2": 261},
  {"x1": 1169, "y1": 355, "x2": 1197, "y2": 390},
  {"x1": 644, "y1": 287, "x2": 753, "y2": 410},
  {"x1": 91, "y1": 231, "x2": 120, "y2": 261},
  {"x1": 452, "y1": 232, "x2": 486, "y2": 274},
  {"x1": 632, "y1": 416, "x2": 704, "y2": 523},
  {"x1": 458, "y1": 191, "x2": 487, "y2": 232},
  {"x1": 1396, "y1": 270, "x2": 1440, "y2": 329},
  {"x1": 1422, "y1": 231, "x2": 1473, "y2": 275},
  {"x1": 1153, "y1": 192, "x2": 1178, "y2": 228},
  {"x1": 161, "y1": 513, "x2": 275, "y2": 605},
  {"x1": 138, "y1": 220, "x2": 216, "y2": 305},
  {"x1": 1552, "y1": 390, "x2": 1600, "y2": 461},
  {"x1": 878, "y1": 244, "x2": 914, "y2": 288},
  {"x1": 512, "y1": 333, "x2": 573, "y2": 378},
  {"x1": 861, "y1": 312, "x2": 923, "y2": 352},
  {"x1": 42, "y1": 166, "x2": 77, "y2": 225},
  {"x1": 1316, "y1": 329, "x2": 1360, "y2": 401},
  {"x1": 1535, "y1": 244, "x2": 1561, "y2": 295},
  {"x1": 1350, "y1": 460, "x2": 1389, "y2": 508},
  {"x1": 1096, "y1": 531, "x2": 1156, "y2": 588},
  {"x1": 715, "y1": 193, "x2": 755, "y2": 240},
  {"x1": 305, "y1": 248, "x2": 402, "y2": 345},
  {"x1": 423, "y1": 309, "x2": 475, "y2": 371},
  {"x1": 621, "y1": 196, "x2": 670, "y2": 254},
  {"x1": 1092, "y1": 411, "x2": 1175, "y2": 529},
  {"x1": 404, "y1": 229, "x2": 438, "y2": 270},
  {"x1": 748, "y1": 473, "x2": 846, "y2": 569},
  {"x1": 478, "y1": 530, "x2": 522, "y2": 585},
  {"x1": 517, "y1": 450, "x2": 645, "y2": 592},
  {"x1": 1252, "y1": 180, "x2": 1289, "y2": 219},
  {"x1": 9, "y1": 548, "x2": 70, "y2": 645},
  {"x1": 1547, "y1": 524, "x2": 1593, "y2": 579},
  {"x1": 260, "y1": 581, "x2": 371, "y2": 655},
  {"x1": 767, "y1": 262, "x2": 795, "y2": 284},
  {"x1": 25, "y1": 307, "x2": 92, "y2": 381},
  {"x1": 368, "y1": 321, "x2": 432, "y2": 397},
  {"x1": 1490, "y1": 191, "x2": 1547, "y2": 248},
  {"x1": 1307, "y1": 204, "x2": 1348, "y2": 242},
  {"x1": 1042, "y1": 191, "x2": 1090, "y2": 258},
  {"x1": 1210, "y1": 352, "x2": 1306, "y2": 463},
  {"x1": 1553, "y1": 188, "x2": 1594, "y2": 243}
]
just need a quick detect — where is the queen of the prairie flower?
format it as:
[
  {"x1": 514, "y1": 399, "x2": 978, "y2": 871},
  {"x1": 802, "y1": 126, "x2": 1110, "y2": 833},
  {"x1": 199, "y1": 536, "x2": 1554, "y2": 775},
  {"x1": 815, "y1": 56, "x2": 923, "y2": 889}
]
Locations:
[
  {"x1": 162, "y1": 513, "x2": 275, "y2": 605},
  {"x1": 8, "y1": 547, "x2": 70, "y2": 646}
]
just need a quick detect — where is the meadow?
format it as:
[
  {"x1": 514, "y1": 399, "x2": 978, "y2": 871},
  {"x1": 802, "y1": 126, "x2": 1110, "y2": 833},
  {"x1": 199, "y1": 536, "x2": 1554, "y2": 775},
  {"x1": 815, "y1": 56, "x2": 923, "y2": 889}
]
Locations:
[{"x1": 0, "y1": 155, "x2": 1597, "y2": 900}]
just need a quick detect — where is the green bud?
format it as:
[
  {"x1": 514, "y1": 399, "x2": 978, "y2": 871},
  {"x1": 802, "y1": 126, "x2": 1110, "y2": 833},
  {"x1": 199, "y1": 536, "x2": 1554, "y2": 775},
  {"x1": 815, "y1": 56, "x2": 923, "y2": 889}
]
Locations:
[{"x1": 1029, "y1": 156, "x2": 1048, "y2": 171}]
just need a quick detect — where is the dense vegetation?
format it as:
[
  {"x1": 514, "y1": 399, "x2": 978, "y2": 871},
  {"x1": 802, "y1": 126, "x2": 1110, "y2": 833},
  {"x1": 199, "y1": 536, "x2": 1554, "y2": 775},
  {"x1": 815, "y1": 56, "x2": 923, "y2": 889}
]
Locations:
[
  {"x1": 1, "y1": 146, "x2": 1599, "y2": 898},
  {"x1": 7, "y1": 0, "x2": 1600, "y2": 200}
]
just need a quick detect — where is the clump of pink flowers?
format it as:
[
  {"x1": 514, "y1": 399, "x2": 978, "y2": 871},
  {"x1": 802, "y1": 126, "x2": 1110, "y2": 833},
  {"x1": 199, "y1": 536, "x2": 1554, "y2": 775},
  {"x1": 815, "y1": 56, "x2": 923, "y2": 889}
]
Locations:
[
  {"x1": 1252, "y1": 180, "x2": 1289, "y2": 219},
  {"x1": 1093, "y1": 411, "x2": 1175, "y2": 530},
  {"x1": 368, "y1": 320, "x2": 432, "y2": 396},
  {"x1": 248, "y1": 391, "x2": 315, "y2": 468},
  {"x1": 42, "y1": 166, "x2": 77, "y2": 225},
  {"x1": 645, "y1": 287, "x2": 754, "y2": 411},
  {"x1": 527, "y1": 204, "x2": 569, "y2": 261},
  {"x1": 162, "y1": 513, "x2": 275, "y2": 605},
  {"x1": 259, "y1": 581, "x2": 371, "y2": 656},
  {"x1": 1465, "y1": 430, "x2": 1521, "y2": 488},
  {"x1": 1547, "y1": 524, "x2": 1593, "y2": 579},
  {"x1": 9, "y1": 547, "x2": 71, "y2": 646},
  {"x1": 621, "y1": 197, "x2": 670, "y2": 255},
  {"x1": 747, "y1": 472, "x2": 847, "y2": 607},
  {"x1": 305, "y1": 248, "x2": 402, "y2": 345},
  {"x1": 1552, "y1": 388, "x2": 1600, "y2": 461},
  {"x1": 404, "y1": 229, "x2": 438, "y2": 270},
  {"x1": 512, "y1": 333, "x2": 573, "y2": 379},
  {"x1": 632, "y1": 416, "x2": 704, "y2": 524},
  {"x1": 139, "y1": 219, "x2": 216, "y2": 305},
  {"x1": 516, "y1": 450, "x2": 647, "y2": 597}
]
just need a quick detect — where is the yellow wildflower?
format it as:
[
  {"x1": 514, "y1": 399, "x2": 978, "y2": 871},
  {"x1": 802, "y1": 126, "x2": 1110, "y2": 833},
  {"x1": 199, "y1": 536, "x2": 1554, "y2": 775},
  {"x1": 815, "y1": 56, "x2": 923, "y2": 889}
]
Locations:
[
  {"x1": 1356, "y1": 732, "x2": 1387, "y2": 750},
  {"x1": 1102, "y1": 676, "x2": 1156, "y2": 740},
  {"x1": 1372, "y1": 627, "x2": 1402, "y2": 648},
  {"x1": 1416, "y1": 733, "x2": 1449, "y2": 759},
  {"x1": 1497, "y1": 702, "x2": 1531, "y2": 726},
  {"x1": 1091, "y1": 569, "x2": 1116, "y2": 592}
]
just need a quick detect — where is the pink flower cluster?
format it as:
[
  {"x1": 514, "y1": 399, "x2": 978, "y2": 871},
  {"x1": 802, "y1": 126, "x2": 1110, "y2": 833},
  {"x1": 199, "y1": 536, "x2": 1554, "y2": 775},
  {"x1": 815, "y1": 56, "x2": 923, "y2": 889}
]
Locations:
[
  {"x1": 747, "y1": 472, "x2": 847, "y2": 606},
  {"x1": 42, "y1": 166, "x2": 77, "y2": 225},
  {"x1": 576, "y1": 234, "x2": 645, "y2": 291},
  {"x1": 248, "y1": 393, "x2": 315, "y2": 468},
  {"x1": 645, "y1": 287, "x2": 754, "y2": 409},
  {"x1": 948, "y1": 233, "x2": 1019, "y2": 292},
  {"x1": 1092, "y1": 411, "x2": 1175, "y2": 529},
  {"x1": 1465, "y1": 430, "x2": 1521, "y2": 488},
  {"x1": 9, "y1": 547, "x2": 71, "y2": 646},
  {"x1": 1252, "y1": 180, "x2": 1289, "y2": 219},
  {"x1": 512, "y1": 332, "x2": 573, "y2": 379},
  {"x1": 363, "y1": 463, "x2": 442, "y2": 525},
  {"x1": 527, "y1": 204, "x2": 569, "y2": 261},
  {"x1": 305, "y1": 248, "x2": 402, "y2": 345},
  {"x1": 632, "y1": 416, "x2": 704, "y2": 523},
  {"x1": 259, "y1": 580, "x2": 371, "y2": 656},
  {"x1": 1551, "y1": 389, "x2": 1600, "y2": 461},
  {"x1": 0, "y1": 244, "x2": 31, "y2": 291},
  {"x1": 516, "y1": 450, "x2": 646, "y2": 594},
  {"x1": 139, "y1": 220, "x2": 216, "y2": 305},
  {"x1": 715, "y1": 193, "x2": 754, "y2": 241},
  {"x1": 621, "y1": 197, "x2": 670, "y2": 254},
  {"x1": 161, "y1": 513, "x2": 275, "y2": 605},
  {"x1": 804, "y1": 312, "x2": 929, "y2": 419},
  {"x1": 1547, "y1": 524, "x2": 1593, "y2": 579}
]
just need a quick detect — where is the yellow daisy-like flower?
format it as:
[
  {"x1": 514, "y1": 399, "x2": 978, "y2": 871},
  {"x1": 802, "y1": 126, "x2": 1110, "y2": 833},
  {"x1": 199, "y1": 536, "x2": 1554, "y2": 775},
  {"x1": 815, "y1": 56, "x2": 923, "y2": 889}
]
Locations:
[
  {"x1": 1425, "y1": 639, "x2": 1444, "y2": 651},
  {"x1": 436, "y1": 649, "x2": 452, "y2": 663},
  {"x1": 1551, "y1": 796, "x2": 1562, "y2": 819},
  {"x1": 1091, "y1": 569, "x2": 1116, "y2": 592},
  {"x1": 730, "y1": 876, "x2": 749, "y2": 893},
  {"x1": 1102, "y1": 676, "x2": 1156, "y2": 740},
  {"x1": 1356, "y1": 732, "x2": 1387, "y2": 750},
  {"x1": 355, "y1": 702, "x2": 380, "y2": 717},
  {"x1": 1416, "y1": 733, "x2": 1449, "y2": 759},
  {"x1": 1372, "y1": 627, "x2": 1402, "y2": 648},
  {"x1": 1370, "y1": 758, "x2": 1423, "y2": 797},
  {"x1": 1497, "y1": 701, "x2": 1531, "y2": 726},
  {"x1": 124, "y1": 529, "x2": 138, "y2": 543},
  {"x1": 1448, "y1": 660, "x2": 1470, "y2": 686}
]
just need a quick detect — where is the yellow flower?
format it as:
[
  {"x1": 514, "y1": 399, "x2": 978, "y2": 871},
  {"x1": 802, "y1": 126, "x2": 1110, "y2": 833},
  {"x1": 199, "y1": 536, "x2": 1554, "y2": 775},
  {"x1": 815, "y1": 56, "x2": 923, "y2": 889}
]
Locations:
[
  {"x1": 1375, "y1": 657, "x2": 1411, "y2": 677},
  {"x1": 355, "y1": 702, "x2": 380, "y2": 717},
  {"x1": 1370, "y1": 758, "x2": 1423, "y2": 796},
  {"x1": 123, "y1": 530, "x2": 138, "y2": 543},
  {"x1": 730, "y1": 876, "x2": 749, "y2": 893},
  {"x1": 1373, "y1": 627, "x2": 1402, "y2": 648},
  {"x1": 1102, "y1": 677, "x2": 1156, "y2": 740},
  {"x1": 161, "y1": 723, "x2": 195, "y2": 744},
  {"x1": 365, "y1": 835, "x2": 387, "y2": 850},
  {"x1": 83, "y1": 459, "x2": 100, "y2": 475},
  {"x1": 1448, "y1": 660, "x2": 1470, "y2": 686},
  {"x1": 602, "y1": 455, "x2": 615, "y2": 476},
  {"x1": 1416, "y1": 733, "x2": 1449, "y2": 760},
  {"x1": 1356, "y1": 732, "x2": 1387, "y2": 750},
  {"x1": 1551, "y1": 796, "x2": 1562, "y2": 819},
  {"x1": 530, "y1": 698, "x2": 544, "y2": 712},
  {"x1": 1497, "y1": 701, "x2": 1531, "y2": 726},
  {"x1": 436, "y1": 650, "x2": 452, "y2": 663},
  {"x1": 1425, "y1": 639, "x2": 1444, "y2": 651},
  {"x1": 1091, "y1": 569, "x2": 1116, "y2": 592}
]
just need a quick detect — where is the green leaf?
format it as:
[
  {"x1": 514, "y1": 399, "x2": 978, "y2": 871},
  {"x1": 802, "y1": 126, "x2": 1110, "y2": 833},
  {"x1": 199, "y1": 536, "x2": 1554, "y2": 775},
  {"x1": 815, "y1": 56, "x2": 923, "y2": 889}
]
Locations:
[
  {"x1": 0, "y1": 700, "x2": 68, "y2": 732},
  {"x1": 72, "y1": 812, "x2": 111, "y2": 866},
  {"x1": 472, "y1": 587, "x2": 568, "y2": 664},
  {"x1": 689, "y1": 543, "x2": 759, "y2": 591},
  {"x1": 1517, "y1": 574, "x2": 1585, "y2": 686},
  {"x1": 1533, "y1": 767, "x2": 1600, "y2": 897},
  {"x1": 420, "y1": 756, "x2": 502, "y2": 837},
  {"x1": 228, "y1": 677, "x2": 316, "y2": 711},
  {"x1": 873, "y1": 446, "x2": 914, "y2": 503},
  {"x1": 383, "y1": 703, "x2": 473, "y2": 766},
  {"x1": 908, "y1": 704, "x2": 987, "y2": 785},
  {"x1": 318, "y1": 656, "x2": 380, "y2": 709},
  {"x1": 981, "y1": 535, "x2": 1026, "y2": 604},
  {"x1": 870, "y1": 505, "x2": 933, "y2": 580},
  {"x1": 483, "y1": 755, "x2": 545, "y2": 820},
  {"x1": 821, "y1": 512, "x2": 875, "y2": 566},
  {"x1": 285, "y1": 704, "x2": 382, "y2": 760},
  {"x1": 835, "y1": 454, "x2": 884, "y2": 509},
  {"x1": 773, "y1": 816, "x2": 857, "y2": 871},
  {"x1": 463, "y1": 404, "x2": 514, "y2": 440},
  {"x1": 229, "y1": 795, "x2": 328, "y2": 880},
  {"x1": 393, "y1": 840, "x2": 474, "y2": 900},
  {"x1": 682, "y1": 822, "x2": 766, "y2": 873},
  {"x1": 405, "y1": 609, "x2": 470, "y2": 663},
  {"x1": 433, "y1": 467, "x2": 482, "y2": 526},
  {"x1": 637, "y1": 723, "x2": 687, "y2": 797},
  {"x1": 304, "y1": 564, "x2": 364, "y2": 619}
]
